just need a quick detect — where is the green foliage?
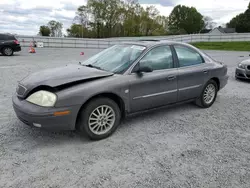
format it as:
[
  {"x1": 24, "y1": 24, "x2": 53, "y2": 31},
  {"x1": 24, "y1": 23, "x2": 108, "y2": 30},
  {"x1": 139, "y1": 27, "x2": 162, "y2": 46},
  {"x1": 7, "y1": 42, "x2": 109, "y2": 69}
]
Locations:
[
  {"x1": 227, "y1": 3, "x2": 250, "y2": 33},
  {"x1": 67, "y1": 0, "x2": 169, "y2": 38},
  {"x1": 38, "y1": 21, "x2": 63, "y2": 37},
  {"x1": 168, "y1": 5, "x2": 204, "y2": 34},
  {"x1": 192, "y1": 42, "x2": 250, "y2": 51},
  {"x1": 67, "y1": 24, "x2": 93, "y2": 38},
  {"x1": 48, "y1": 20, "x2": 63, "y2": 37},
  {"x1": 39, "y1": 26, "x2": 51, "y2": 36}
]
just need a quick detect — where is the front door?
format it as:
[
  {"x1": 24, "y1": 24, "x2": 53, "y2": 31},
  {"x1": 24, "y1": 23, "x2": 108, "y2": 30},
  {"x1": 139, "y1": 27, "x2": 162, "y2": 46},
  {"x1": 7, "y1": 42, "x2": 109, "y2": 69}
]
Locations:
[
  {"x1": 128, "y1": 45, "x2": 178, "y2": 113},
  {"x1": 173, "y1": 45, "x2": 211, "y2": 101}
]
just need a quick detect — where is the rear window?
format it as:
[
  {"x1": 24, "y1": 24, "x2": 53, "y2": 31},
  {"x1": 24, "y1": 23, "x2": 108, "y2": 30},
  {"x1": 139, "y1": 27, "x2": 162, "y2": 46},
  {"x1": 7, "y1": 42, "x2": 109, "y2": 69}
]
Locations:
[
  {"x1": 8, "y1": 35, "x2": 16, "y2": 40},
  {"x1": 201, "y1": 51, "x2": 216, "y2": 62}
]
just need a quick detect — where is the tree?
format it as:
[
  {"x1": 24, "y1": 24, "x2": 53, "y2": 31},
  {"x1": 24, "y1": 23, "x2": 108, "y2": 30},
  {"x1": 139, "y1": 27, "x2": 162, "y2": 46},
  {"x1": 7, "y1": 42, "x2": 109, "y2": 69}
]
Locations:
[
  {"x1": 67, "y1": 24, "x2": 90, "y2": 38},
  {"x1": 68, "y1": 0, "x2": 167, "y2": 38},
  {"x1": 39, "y1": 26, "x2": 51, "y2": 36},
  {"x1": 203, "y1": 16, "x2": 216, "y2": 30},
  {"x1": 74, "y1": 5, "x2": 91, "y2": 28},
  {"x1": 168, "y1": 5, "x2": 204, "y2": 34},
  {"x1": 227, "y1": 3, "x2": 250, "y2": 33},
  {"x1": 140, "y1": 6, "x2": 161, "y2": 36},
  {"x1": 48, "y1": 20, "x2": 63, "y2": 37}
]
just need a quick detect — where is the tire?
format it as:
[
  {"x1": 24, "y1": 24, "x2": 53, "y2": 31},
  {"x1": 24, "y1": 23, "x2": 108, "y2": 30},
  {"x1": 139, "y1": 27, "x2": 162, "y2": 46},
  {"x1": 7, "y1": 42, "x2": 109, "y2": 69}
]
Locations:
[
  {"x1": 2, "y1": 47, "x2": 14, "y2": 56},
  {"x1": 77, "y1": 97, "x2": 121, "y2": 140},
  {"x1": 195, "y1": 80, "x2": 218, "y2": 108}
]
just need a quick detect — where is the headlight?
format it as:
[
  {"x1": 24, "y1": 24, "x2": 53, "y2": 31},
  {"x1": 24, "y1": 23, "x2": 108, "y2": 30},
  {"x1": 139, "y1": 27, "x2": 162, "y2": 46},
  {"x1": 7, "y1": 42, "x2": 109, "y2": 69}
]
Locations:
[
  {"x1": 238, "y1": 63, "x2": 246, "y2": 69},
  {"x1": 26, "y1": 90, "x2": 57, "y2": 107}
]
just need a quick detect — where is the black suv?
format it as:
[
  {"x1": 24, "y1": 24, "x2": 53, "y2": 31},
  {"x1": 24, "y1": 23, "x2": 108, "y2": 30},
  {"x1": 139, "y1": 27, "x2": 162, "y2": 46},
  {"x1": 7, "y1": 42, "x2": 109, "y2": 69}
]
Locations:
[{"x1": 0, "y1": 33, "x2": 21, "y2": 56}]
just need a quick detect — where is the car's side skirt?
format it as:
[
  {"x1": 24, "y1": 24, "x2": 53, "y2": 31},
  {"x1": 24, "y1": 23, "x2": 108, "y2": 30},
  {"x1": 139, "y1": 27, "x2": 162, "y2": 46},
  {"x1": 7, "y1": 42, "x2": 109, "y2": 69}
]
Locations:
[{"x1": 126, "y1": 98, "x2": 196, "y2": 117}]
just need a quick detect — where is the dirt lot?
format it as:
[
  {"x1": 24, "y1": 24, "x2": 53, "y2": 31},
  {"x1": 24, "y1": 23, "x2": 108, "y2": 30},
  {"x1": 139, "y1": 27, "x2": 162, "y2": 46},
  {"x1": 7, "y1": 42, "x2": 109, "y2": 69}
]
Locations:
[{"x1": 1, "y1": 48, "x2": 250, "y2": 188}]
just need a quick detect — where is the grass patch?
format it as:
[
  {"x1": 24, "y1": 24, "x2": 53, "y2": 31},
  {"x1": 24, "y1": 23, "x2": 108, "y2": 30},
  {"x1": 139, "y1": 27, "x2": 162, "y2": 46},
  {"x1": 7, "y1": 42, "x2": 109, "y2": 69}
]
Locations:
[{"x1": 191, "y1": 42, "x2": 250, "y2": 51}]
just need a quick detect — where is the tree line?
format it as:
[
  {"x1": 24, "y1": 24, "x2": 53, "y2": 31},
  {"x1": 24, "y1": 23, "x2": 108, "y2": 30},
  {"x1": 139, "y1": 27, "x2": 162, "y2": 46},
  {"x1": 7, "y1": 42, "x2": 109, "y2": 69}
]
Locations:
[
  {"x1": 39, "y1": 0, "x2": 250, "y2": 38},
  {"x1": 39, "y1": 20, "x2": 63, "y2": 37},
  {"x1": 226, "y1": 3, "x2": 250, "y2": 33}
]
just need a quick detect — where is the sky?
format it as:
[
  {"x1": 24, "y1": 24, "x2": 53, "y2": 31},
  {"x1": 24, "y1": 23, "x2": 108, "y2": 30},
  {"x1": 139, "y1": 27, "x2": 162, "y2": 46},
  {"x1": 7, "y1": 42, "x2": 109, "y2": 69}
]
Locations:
[{"x1": 0, "y1": 0, "x2": 249, "y2": 36}]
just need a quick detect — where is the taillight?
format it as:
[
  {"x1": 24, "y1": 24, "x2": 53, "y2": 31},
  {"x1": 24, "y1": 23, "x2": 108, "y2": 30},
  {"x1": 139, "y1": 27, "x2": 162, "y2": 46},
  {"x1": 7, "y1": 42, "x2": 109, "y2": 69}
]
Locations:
[{"x1": 14, "y1": 40, "x2": 19, "y2": 44}]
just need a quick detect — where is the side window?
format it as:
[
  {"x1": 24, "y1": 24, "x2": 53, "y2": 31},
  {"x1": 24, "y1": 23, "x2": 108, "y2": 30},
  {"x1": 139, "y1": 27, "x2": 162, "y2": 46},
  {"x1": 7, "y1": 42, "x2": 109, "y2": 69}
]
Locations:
[
  {"x1": 7, "y1": 35, "x2": 15, "y2": 40},
  {"x1": 139, "y1": 45, "x2": 174, "y2": 71},
  {"x1": 0, "y1": 35, "x2": 9, "y2": 40},
  {"x1": 174, "y1": 45, "x2": 204, "y2": 67},
  {"x1": 0, "y1": 34, "x2": 4, "y2": 40}
]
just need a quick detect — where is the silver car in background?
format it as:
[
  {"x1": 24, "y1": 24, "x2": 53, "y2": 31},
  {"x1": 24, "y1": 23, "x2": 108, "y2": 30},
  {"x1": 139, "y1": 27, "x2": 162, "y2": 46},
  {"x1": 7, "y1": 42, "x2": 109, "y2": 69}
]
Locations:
[
  {"x1": 13, "y1": 40, "x2": 229, "y2": 140},
  {"x1": 235, "y1": 59, "x2": 250, "y2": 80}
]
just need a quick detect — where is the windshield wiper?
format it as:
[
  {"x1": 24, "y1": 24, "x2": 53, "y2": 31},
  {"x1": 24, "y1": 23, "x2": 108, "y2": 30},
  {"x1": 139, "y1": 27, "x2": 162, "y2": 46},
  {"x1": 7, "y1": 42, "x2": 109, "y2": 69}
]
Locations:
[{"x1": 83, "y1": 64, "x2": 102, "y2": 70}]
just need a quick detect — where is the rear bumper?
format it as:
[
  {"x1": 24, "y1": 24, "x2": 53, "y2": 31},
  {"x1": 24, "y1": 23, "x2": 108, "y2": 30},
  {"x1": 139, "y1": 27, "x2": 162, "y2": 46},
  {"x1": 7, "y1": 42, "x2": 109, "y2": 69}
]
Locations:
[
  {"x1": 235, "y1": 68, "x2": 250, "y2": 79},
  {"x1": 13, "y1": 46, "x2": 21, "y2": 52},
  {"x1": 220, "y1": 75, "x2": 229, "y2": 90},
  {"x1": 12, "y1": 95, "x2": 80, "y2": 131}
]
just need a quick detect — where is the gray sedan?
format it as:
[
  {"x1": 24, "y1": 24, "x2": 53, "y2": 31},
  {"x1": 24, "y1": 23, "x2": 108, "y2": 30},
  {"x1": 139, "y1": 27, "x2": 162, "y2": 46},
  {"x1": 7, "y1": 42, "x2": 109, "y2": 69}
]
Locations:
[
  {"x1": 235, "y1": 59, "x2": 250, "y2": 80},
  {"x1": 13, "y1": 40, "x2": 229, "y2": 140}
]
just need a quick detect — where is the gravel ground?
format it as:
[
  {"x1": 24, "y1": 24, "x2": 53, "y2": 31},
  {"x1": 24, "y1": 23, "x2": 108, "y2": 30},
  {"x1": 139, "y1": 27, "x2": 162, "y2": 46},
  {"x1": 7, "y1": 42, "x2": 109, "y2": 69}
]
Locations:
[{"x1": 1, "y1": 48, "x2": 250, "y2": 188}]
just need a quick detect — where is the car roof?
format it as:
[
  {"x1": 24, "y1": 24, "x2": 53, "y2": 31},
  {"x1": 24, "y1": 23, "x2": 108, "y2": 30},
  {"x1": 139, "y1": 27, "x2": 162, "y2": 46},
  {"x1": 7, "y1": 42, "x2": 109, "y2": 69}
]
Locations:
[
  {"x1": 0, "y1": 33, "x2": 15, "y2": 36},
  {"x1": 121, "y1": 40, "x2": 189, "y2": 48}
]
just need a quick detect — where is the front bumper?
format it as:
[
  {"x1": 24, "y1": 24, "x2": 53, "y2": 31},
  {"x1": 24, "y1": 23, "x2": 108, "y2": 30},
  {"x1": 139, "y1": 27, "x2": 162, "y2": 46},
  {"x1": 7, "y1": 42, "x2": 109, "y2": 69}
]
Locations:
[
  {"x1": 12, "y1": 95, "x2": 80, "y2": 131},
  {"x1": 235, "y1": 68, "x2": 250, "y2": 80}
]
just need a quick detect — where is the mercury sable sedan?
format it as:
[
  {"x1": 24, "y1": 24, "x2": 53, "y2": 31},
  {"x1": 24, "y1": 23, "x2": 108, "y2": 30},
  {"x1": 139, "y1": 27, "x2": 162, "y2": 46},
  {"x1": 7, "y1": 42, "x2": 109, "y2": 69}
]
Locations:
[{"x1": 13, "y1": 40, "x2": 229, "y2": 140}]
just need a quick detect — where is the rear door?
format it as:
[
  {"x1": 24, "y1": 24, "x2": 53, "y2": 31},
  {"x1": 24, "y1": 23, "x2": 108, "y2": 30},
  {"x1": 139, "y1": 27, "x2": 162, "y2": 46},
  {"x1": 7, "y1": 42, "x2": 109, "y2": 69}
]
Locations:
[
  {"x1": 0, "y1": 34, "x2": 6, "y2": 47},
  {"x1": 173, "y1": 44, "x2": 211, "y2": 101}
]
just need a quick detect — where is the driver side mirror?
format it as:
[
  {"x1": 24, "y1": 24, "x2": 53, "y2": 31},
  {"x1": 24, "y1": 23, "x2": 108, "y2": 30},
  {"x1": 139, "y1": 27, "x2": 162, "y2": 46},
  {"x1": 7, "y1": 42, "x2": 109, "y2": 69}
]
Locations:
[{"x1": 133, "y1": 62, "x2": 153, "y2": 74}]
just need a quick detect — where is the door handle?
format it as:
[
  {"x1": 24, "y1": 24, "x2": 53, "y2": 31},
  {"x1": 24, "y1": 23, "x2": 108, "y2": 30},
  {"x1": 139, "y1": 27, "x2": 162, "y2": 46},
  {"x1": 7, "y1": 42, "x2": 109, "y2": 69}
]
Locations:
[
  {"x1": 167, "y1": 75, "x2": 176, "y2": 80},
  {"x1": 203, "y1": 70, "x2": 208, "y2": 74}
]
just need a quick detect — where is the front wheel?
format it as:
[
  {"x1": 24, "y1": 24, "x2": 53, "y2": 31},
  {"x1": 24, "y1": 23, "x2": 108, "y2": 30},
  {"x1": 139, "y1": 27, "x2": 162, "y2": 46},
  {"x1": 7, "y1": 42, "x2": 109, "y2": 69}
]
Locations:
[
  {"x1": 78, "y1": 98, "x2": 121, "y2": 140},
  {"x1": 2, "y1": 47, "x2": 14, "y2": 56},
  {"x1": 195, "y1": 80, "x2": 218, "y2": 108}
]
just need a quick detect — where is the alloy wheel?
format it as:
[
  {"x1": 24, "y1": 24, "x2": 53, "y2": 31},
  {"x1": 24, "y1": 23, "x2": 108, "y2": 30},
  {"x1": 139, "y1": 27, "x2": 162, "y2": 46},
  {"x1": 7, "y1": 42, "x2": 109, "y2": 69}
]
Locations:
[
  {"x1": 4, "y1": 47, "x2": 13, "y2": 56},
  {"x1": 203, "y1": 84, "x2": 216, "y2": 104},
  {"x1": 88, "y1": 105, "x2": 115, "y2": 135}
]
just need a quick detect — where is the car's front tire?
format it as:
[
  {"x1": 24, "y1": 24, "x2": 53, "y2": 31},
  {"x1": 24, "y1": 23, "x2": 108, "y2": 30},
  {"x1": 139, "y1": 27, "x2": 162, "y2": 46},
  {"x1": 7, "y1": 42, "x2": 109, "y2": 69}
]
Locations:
[
  {"x1": 2, "y1": 47, "x2": 14, "y2": 56},
  {"x1": 195, "y1": 80, "x2": 218, "y2": 108},
  {"x1": 78, "y1": 97, "x2": 121, "y2": 140}
]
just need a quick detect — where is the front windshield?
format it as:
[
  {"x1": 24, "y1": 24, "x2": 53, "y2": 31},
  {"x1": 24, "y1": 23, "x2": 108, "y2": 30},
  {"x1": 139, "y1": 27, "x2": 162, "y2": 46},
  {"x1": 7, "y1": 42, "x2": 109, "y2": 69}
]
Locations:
[{"x1": 81, "y1": 44, "x2": 146, "y2": 73}]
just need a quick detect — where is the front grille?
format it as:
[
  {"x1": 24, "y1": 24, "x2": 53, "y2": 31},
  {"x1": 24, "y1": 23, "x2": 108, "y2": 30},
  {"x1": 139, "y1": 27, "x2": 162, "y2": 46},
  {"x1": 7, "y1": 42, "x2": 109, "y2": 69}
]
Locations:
[
  {"x1": 236, "y1": 73, "x2": 246, "y2": 78},
  {"x1": 16, "y1": 84, "x2": 27, "y2": 96}
]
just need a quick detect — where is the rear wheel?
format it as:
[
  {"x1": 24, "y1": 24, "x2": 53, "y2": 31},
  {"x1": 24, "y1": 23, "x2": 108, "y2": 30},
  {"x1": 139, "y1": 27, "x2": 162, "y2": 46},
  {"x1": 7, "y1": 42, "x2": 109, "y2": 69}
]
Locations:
[
  {"x1": 78, "y1": 98, "x2": 121, "y2": 140},
  {"x1": 2, "y1": 47, "x2": 14, "y2": 56},
  {"x1": 195, "y1": 80, "x2": 218, "y2": 108}
]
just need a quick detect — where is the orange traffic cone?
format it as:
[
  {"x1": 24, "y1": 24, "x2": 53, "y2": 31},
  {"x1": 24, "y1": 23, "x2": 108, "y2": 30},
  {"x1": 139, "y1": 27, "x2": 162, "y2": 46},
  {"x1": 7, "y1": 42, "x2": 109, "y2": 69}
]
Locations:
[
  {"x1": 29, "y1": 47, "x2": 36, "y2": 53},
  {"x1": 29, "y1": 42, "x2": 36, "y2": 53}
]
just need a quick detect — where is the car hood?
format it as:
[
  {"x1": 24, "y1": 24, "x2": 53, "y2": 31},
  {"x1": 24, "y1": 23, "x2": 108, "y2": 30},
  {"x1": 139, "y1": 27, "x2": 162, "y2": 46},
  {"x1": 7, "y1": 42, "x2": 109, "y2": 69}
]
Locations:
[{"x1": 19, "y1": 64, "x2": 113, "y2": 94}]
